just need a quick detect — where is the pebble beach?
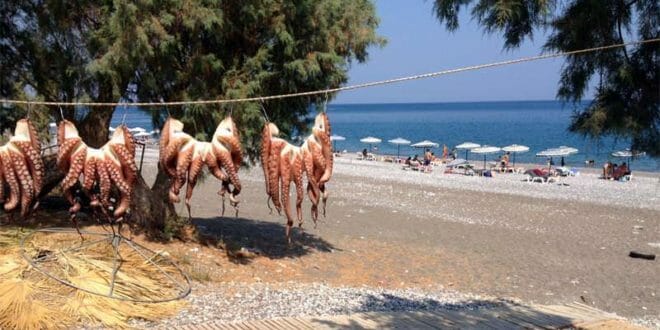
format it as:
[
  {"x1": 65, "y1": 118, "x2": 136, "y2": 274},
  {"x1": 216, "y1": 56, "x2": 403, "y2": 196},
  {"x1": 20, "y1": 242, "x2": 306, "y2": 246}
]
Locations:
[{"x1": 136, "y1": 147, "x2": 659, "y2": 328}]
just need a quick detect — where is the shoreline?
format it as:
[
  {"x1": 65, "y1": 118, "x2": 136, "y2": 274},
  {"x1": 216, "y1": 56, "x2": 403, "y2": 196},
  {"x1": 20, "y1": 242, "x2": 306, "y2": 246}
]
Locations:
[{"x1": 333, "y1": 150, "x2": 659, "y2": 175}]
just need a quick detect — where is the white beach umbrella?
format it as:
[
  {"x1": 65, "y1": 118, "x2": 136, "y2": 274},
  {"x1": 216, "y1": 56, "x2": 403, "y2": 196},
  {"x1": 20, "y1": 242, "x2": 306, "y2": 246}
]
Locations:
[
  {"x1": 360, "y1": 136, "x2": 382, "y2": 152},
  {"x1": 536, "y1": 148, "x2": 572, "y2": 157},
  {"x1": 133, "y1": 131, "x2": 153, "y2": 137},
  {"x1": 472, "y1": 145, "x2": 501, "y2": 170},
  {"x1": 411, "y1": 140, "x2": 440, "y2": 149},
  {"x1": 455, "y1": 142, "x2": 480, "y2": 161},
  {"x1": 502, "y1": 144, "x2": 530, "y2": 167},
  {"x1": 612, "y1": 149, "x2": 646, "y2": 170},
  {"x1": 128, "y1": 127, "x2": 146, "y2": 133},
  {"x1": 536, "y1": 146, "x2": 578, "y2": 169},
  {"x1": 330, "y1": 135, "x2": 345, "y2": 151},
  {"x1": 388, "y1": 137, "x2": 411, "y2": 158},
  {"x1": 558, "y1": 146, "x2": 579, "y2": 155}
]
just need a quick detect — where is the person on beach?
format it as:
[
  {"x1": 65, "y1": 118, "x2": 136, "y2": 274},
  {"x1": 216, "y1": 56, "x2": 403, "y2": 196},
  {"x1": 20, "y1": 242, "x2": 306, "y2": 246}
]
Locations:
[
  {"x1": 411, "y1": 155, "x2": 421, "y2": 167},
  {"x1": 362, "y1": 148, "x2": 368, "y2": 158},
  {"x1": 602, "y1": 161, "x2": 612, "y2": 179},
  {"x1": 442, "y1": 145, "x2": 448, "y2": 162},
  {"x1": 500, "y1": 152, "x2": 510, "y2": 171},
  {"x1": 423, "y1": 149, "x2": 432, "y2": 166},
  {"x1": 612, "y1": 162, "x2": 630, "y2": 180}
]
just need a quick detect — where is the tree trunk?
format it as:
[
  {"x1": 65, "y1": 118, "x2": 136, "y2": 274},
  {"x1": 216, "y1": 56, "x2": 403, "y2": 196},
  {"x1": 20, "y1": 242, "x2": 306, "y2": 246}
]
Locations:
[
  {"x1": 77, "y1": 106, "x2": 114, "y2": 148},
  {"x1": 129, "y1": 171, "x2": 180, "y2": 239}
]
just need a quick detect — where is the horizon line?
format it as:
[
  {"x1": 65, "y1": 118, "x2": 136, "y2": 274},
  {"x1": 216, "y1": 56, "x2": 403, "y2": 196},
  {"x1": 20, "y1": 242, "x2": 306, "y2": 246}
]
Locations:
[{"x1": 330, "y1": 99, "x2": 593, "y2": 106}]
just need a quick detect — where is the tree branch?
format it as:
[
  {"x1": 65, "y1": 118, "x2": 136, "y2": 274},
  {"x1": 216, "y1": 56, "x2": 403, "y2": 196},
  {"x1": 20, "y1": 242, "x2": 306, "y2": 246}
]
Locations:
[{"x1": 617, "y1": 0, "x2": 630, "y2": 63}]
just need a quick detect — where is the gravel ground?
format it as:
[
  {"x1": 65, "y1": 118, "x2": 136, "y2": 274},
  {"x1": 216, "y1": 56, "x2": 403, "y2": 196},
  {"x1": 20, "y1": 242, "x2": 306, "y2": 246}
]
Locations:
[
  {"x1": 131, "y1": 282, "x2": 504, "y2": 328},
  {"x1": 327, "y1": 156, "x2": 659, "y2": 212},
  {"x1": 135, "y1": 148, "x2": 658, "y2": 328}
]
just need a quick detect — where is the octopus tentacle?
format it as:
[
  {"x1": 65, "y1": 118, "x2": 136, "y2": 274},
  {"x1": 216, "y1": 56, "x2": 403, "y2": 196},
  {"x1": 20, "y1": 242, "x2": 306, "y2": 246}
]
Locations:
[
  {"x1": 0, "y1": 150, "x2": 20, "y2": 212},
  {"x1": 62, "y1": 148, "x2": 86, "y2": 214},
  {"x1": 9, "y1": 148, "x2": 34, "y2": 216},
  {"x1": 267, "y1": 140, "x2": 286, "y2": 214},
  {"x1": 25, "y1": 119, "x2": 41, "y2": 152},
  {"x1": 205, "y1": 149, "x2": 228, "y2": 182},
  {"x1": 302, "y1": 146, "x2": 320, "y2": 224},
  {"x1": 159, "y1": 117, "x2": 173, "y2": 162},
  {"x1": 317, "y1": 113, "x2": 333, "y2": 184},
  {"x1": 279, "y1": 150, "x2": 294, "y2": 242},
  {"x1": 115, "y1": 125, "x2": 136, "y2": 157},
  {"x1": 321, "y1": 186, "x2": 329, "y2": 217},
  {"x1": 0, "y1": 155, "x2": 5, "y2": 203},
  {"x1": 184, "y1": 144, "x2": 206, "y2": 219},
  {"x1": 57, "y1": 120, "x2": 66, "y2": 149},
  {"x1": 111, "y1": 144, "x2": 137, "y2": 186},
  {"x1": 106, "y1": 160, "x2": 132, "y2": 219},
  {"x1": 169, "y1": 144, "x2": 194, "y2": 203},
  {"x1": 215, "y1": 145, "x2": 241, "y2": 198},
  {"x1": 62, "y1": 148, "x2": 87, "y2": 191},
  {"x1": 57, "y1": 138, "x2": 82, "y2": 172},
  {"x1": 161, "y1": 137, "x2": 189, "y2": 177},
  {"x1": 97, "y1": 159, "x2": 112, "y2": 212},
  {"x1": 293, "y1": 153, "x2": 305, "y2": 228},
  {"x1": 82, "y1": 157, "x2": 97, "y2": 191},
  {"x1": 13, "y1": 141, "x2": 44, "y2": 197},
  {"x1": 260, "y1": 124, "x2": 273, "y2": 193}
]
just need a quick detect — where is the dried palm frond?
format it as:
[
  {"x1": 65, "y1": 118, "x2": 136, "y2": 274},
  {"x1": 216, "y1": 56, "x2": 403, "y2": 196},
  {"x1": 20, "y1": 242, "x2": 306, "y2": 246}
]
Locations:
[{"x1": 0, "y1": 228, "x2": 187, "y2": 329}]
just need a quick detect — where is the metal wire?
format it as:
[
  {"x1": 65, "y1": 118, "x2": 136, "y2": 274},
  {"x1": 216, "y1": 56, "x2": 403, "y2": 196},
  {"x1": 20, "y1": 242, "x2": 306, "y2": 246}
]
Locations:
[
  {"x1": 1, "y1": 38, "x2": 657, "y2": 108},
  {"x1": 20, "y1": 227, "x2": 192, "y2": 303}
]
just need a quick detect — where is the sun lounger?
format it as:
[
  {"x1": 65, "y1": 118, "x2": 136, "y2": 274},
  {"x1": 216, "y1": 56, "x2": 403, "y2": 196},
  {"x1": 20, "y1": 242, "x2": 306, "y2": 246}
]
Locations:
[{"x1": 524, "y1": 169, "x2": 555, "y2": 183}]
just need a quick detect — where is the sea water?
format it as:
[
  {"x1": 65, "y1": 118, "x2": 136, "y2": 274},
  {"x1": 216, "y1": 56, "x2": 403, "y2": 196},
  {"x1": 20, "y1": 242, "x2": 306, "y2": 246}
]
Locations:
[{"x1": 111, "y1": 100, "x2": 658, "y2": 172}]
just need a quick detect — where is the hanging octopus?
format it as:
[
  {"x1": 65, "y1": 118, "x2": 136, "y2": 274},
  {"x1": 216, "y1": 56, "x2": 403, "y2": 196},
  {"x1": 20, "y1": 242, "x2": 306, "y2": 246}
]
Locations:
[
  {"x1": 261, "y1": 122, "x2": 305, "y2": 241},
  {"x1": 301, "y1": 112, "x2": 333, "y2": 223},
  {"x1": 56, "y1": 120, "x2": 137, "y2": 230},
  {"x1": 261, "y1": 112, "x2": 333, "y2": 242},
  {"x1": 0, "y1": 119, "x2": 44, "y2": 219},
  {"x1": 159, "y1": 116, "x2": 242, "y2": 219}
]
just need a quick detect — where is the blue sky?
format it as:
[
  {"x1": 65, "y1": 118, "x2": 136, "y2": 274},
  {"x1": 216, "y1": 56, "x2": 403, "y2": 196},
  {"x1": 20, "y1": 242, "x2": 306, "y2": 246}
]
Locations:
[{"x1": 334, "y1": 1, "x2": 592, "y2": 104}]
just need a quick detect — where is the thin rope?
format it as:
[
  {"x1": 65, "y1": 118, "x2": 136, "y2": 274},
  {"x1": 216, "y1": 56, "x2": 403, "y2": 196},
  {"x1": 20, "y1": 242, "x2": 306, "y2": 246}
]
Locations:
[
  {"x1": 259, "y1": 101, "x2": 270, "y2": 122},
  {"x1": 2, "y1": 38, "x2": 658, "y2": 108},
  {"x1": 322, "y1": 93, "x2": 328, "y2": 113},
  {"x1": 121, "y1": 104, "x2": 128, "y2": 125}
]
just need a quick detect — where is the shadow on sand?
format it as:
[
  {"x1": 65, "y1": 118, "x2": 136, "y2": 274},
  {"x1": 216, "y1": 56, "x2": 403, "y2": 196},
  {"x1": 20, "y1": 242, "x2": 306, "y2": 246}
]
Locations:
[
  {"x1": 311, "y1": 293, "x2": 576, "y2": 329},
  {"x1": 192, "y1": 216, "x2": 337, "y2": 264},
  {"x1": 1, "y1": 195, "x2": 337, "y2": 265}
]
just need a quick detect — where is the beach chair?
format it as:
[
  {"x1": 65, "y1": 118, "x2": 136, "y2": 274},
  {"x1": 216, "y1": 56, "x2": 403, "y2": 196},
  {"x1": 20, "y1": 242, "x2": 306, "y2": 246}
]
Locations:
[
  {"x1": 524, "y1": 169, "x2": 555, "y2": 183},
  {"x1": 356, "y1": 152, "x2": 364, "y2": 160},
  {"x1": 555, "y1": 167, "x2": 571, "y2": 176}
]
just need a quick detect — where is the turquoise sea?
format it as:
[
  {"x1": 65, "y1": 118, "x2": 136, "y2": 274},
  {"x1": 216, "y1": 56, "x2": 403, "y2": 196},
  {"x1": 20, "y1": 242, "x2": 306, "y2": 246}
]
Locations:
[{"x1": 111, "y1": 100, "x2": 658, "y2": 172}]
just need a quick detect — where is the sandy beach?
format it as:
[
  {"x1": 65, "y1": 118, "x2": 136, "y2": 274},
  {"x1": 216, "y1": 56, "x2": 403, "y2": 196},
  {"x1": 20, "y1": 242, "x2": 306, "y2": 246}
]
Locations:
[{"x1": 133, "y1": 148, "x2": 660, "y2": 327}]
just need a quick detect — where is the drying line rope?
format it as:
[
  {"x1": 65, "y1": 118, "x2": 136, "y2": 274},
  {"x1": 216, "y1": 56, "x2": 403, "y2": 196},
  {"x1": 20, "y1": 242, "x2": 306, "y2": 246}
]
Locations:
[{"x1": 2, "y1": 38, "x2": 658, "y2": 108}]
